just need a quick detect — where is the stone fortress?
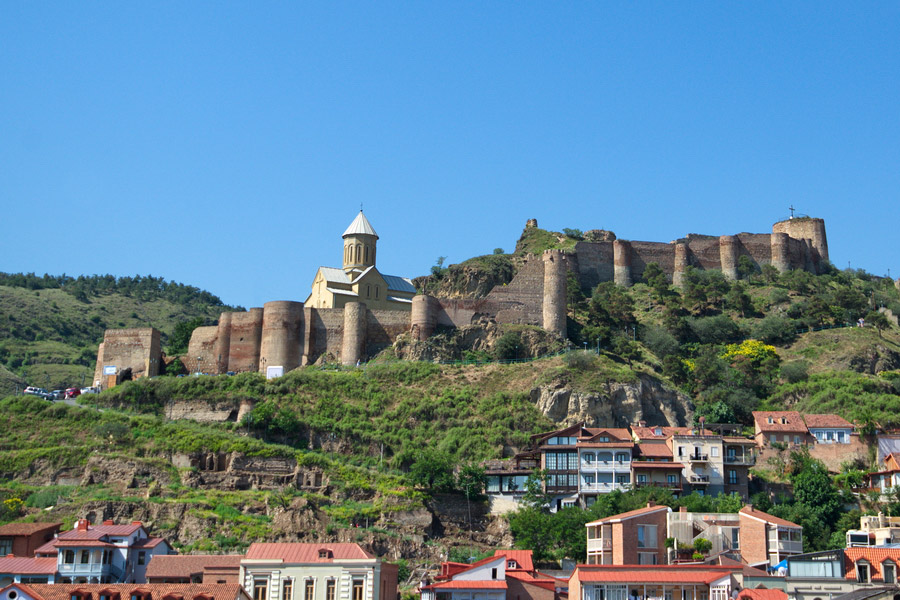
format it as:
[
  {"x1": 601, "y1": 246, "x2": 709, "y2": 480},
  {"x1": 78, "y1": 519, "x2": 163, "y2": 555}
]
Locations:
[{"x1": 94, "y1": 212, "x2": 829, "y2": 383}]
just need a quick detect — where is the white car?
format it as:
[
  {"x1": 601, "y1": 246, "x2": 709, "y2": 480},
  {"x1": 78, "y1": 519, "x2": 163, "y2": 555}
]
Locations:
[{"x1": 80, "y1": 387, "x2": 100, "y2": 394}]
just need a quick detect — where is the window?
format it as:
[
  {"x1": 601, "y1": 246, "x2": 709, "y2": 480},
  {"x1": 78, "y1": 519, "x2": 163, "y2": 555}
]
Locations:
[
  {"x1": 352, "y1": 579, "x2": 364, "y2": 600},
  {"x1": 637, "y1": 525, "x2": 657, "y2": 548},
  {"x1": 770, "y1": 435, "x2": 776, "y2": 444},
  {"x1": 0, "y1": 538, "x2": 11, "y2": 555},
  {"x1": 583, "y1": 452, "x2": 595, "y2": 464},
  {"x1": 318, "y1": 549, "x2": 331, "y2": 559},
  {"x1": 486, "y1": 476, "x2": 500, "y2": 493},
  {"x1": 728, "y1": 470, "x2": 738, "y2": 485},
  {"x1": 254, "y1": 579, "x2": 269, "y2": 600},
  {"x1": 615, "y1": 452, "x2": 629, "y2": 463},
  {"x1": 80, "y1": 550, "x2": 90, "y2": 564},
  {"x1": 583, "y1": 474, "x2": 595, "y2": 485},
  {"x1": 304, "y1": 579, "x2": 313, "y2": 600},
  {"x1": 325, "y1": 581, "x2": 335, "y2": 600},
  {"x1": 138, "y1": 551, "x2": 146, "y2": 566},
  {"x1": 710, "y1": 447, "x2": 719, "y2": 457},
  {"x1": 794, "y1": 436, "x2": 801, "y2": 445},
  {"x1": 838, "y1": 432, "x2": 846, "y2": 443},
  {"x1": 638, "y1": 552, "x2": 658, "y2": 565},
  {"x1": 508, "y1": 560, "x2": 518, "y2": 569},
  {"x1": 654, "y1": 428, "x2": 662, "y2": 436},
  {"x1": 637, "y1": 474, "x2": 648, "y2": 483},
  {"x1": 857, "y1": 562, "x2": 870, "y2": 583},
  {"x1": 616, "y1": 474, "x2": 630, "y2": 484},
  {"x1": 730, "y1": 528, "x2": 740, "y2": 550},
  {"x1": 667, "y1": 474, "x2": 679, "y2": 485},
  {"x1": 885, "y1": 562, "x2": 896, "y2": 584},
  {"x1": 65, "y1": 550, "x2": 76, "y2": 564},
  {"x1": 375, "y1": 286, "x2": 379, "y2": 299}
]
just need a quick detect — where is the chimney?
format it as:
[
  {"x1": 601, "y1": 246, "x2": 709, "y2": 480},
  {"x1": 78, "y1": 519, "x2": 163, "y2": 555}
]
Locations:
[
  {"x1": 647, "y1": 501, "x2": 655, "y2": 508},
  {"x1": 76, "y1": 519, "x2": 89, "y2": 531},
  {"x1": 679, "y1": 506, "x2": 687, "y2": 514},
  {"x1": 102, "y1": 520, "x2": 114, "y2": 526},
  {"x1": 132, "y1": 521, "x2": 142, "y2": 526},
  {"x1": 638, "y1": 421, "x2": 647, "y2": 428}
]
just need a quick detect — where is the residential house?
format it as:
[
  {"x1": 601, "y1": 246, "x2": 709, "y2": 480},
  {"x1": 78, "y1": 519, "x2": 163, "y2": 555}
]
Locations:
[
  {"x1": 847, "y1": 513, "x2": 900, "y2": 548},
  {"x1": 783, "y1": 548, "x2": 900, "y2": 600},
  {"x1": 0, "y1": 583, "x2": 249, "y2": 600},
  {"x1": 0, "y1": 557, "x2": 57, "y2": 585},
  {"x1": 722, "y1": 438, "x2": 755, "y2": 499},
  {"x1": 532, "y1": 425, "x2": 582, "y2": 512},
  {"x1": 804, "y1": 414, "x2": 854, "y2": 445},
  {"x1": 578, "y1": 429, "x2": 634, "y2": 507},
  {"x1": 670, "y1": 431, "x2": 726, "y2": 496},
  {"x1": 867, "y1": 454, "x2": 900, "y2": 500},
  {"x1": 585, "y1": 504, "x2": 671, "y2": 565},
  {"x1": 738, "y1": 506, "x2": 803, "y2": 567},
  {"x1": 33, "y1": 520, "x2": 172, "y2": 584},
  {"x1": 145, "y1": 556, "x2": 242, "y2": 584},
  {"x1": 666, "y1": 508, "x2": 742, "y2": 562},
  {"x1": 0, "y1": 524, "x2": 61, "y2": 558},
  {"x1": 752, "y1": 412, "x2": 814, "y2": 447},
  {"x1": 631, "y1": 443, "x2": 682, "y2": 496},
  {"x1": 569, "y1": 564, "x2": 740, "y2": 600},
  {"x1": 484, "y1": 456, "x2": 538, "y2": 514},
  {"x1": 240, "y1": 543, "x2": 397, "y2": 600},
  {"x1": 421, "y1": 550, "x2": 561, "y2": 600}
]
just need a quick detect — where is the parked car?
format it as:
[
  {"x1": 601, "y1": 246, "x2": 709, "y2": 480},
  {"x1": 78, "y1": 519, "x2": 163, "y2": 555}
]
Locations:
[
  {"x1": 51, "y1": 390, "x2": 65, "y2": 400},
  {"x1": 24, "y1": 387, "x2": 53, "y2": 400},
  {"x1": 65, "y1": 387, "x2": 81, "y2": 399},
  {"x1": 80, "y1": 387, "x2": 99, "y2": 395}
]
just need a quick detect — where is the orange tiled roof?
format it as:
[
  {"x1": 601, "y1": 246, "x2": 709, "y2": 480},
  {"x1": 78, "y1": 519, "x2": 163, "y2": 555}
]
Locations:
[
  {"x1": 493, "y1": 549, "x2": 534, "y2": 572},
  {"x1": 634, "y1": 444, "x2": 674, "y2": 458},
  {"x1": 575, "y1": 565, "x2": 735, "y2": 584},
  {"x1": 586, "y1": 504, "x2": 670, "y2": 526},
  {"x1": 582, "y1": 428, "x2": 633, "y2": 442},
  {"x1": 738, "y1": 590, "x2": 788, "y2": 600},
  {"x1": 422, "y1": 581, "x2": 507, "y2": 590},
  {"x1": 803, "y1": 414, "x2": 853, "y2": 429},
  {"x1": 739, "y1": 506, "x2": 800, "y2": 528},
  {"x1": 146, "y1": 555, "x2": 243, "y2": 579},
  {"x1": 752, "y1": 411, "x2": 807, "y2": 433},
  {"x1": 843, "y1": 547, "x2": 900, "y2": 580},
  {"x1": 0, "y1": 522, "x2": 61, "y2": 536},
  {"x1": 244, "y1": 543, "x2": 374, "y2": 562}
]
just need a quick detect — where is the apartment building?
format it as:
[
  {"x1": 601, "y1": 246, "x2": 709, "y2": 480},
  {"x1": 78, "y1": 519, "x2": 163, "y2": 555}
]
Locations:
[
  {"x1": 0, "y1": 523, "x2": 61, "y2": 558},
  {"x1": 585, "y1": 504, "x2": 671, "y2": 565}
]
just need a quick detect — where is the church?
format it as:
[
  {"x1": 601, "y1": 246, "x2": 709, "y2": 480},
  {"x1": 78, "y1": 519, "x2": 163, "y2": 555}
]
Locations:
[{"x1": 305, "y1": 211, "x2": 416, "y2": 310}]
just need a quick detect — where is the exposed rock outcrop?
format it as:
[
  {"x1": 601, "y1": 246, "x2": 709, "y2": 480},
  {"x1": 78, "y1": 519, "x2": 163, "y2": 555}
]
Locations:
[
  {"x1": 531, "y1": 373, "x2": 693, "y2": 428},
  {"x1": 391, "y1": 321, "x2": 562, "y2": 362}
]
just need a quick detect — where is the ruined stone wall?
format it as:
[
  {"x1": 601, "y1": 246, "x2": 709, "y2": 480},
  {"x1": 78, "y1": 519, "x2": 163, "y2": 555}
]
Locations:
[
  {"x1": 304, "y1": 307, "x2": 345, "y2": 364},
  {"x1": 186, "y1": 326, "x2": 218, "y2": 373},
  {"x1": 95, "y1": 328, "x2": 162, "y2": 384},
  {"x1": 572, "y1": 240, "x2": 614, "y2": 291},
  {"x1": 735, "y1": 233, "x2": 773, "y2": 269},
  {"x1": 485, "y1": 255, "x2": 545, "y2": 325},
  {"x1": 366, "y1": 309, "x2": 410, "y2": 358},
  {"x1": 629, "y1": 241, "x2": 677, "y2": 282}
]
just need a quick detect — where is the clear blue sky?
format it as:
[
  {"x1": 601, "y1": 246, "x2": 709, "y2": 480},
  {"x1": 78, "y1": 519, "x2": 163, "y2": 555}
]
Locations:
[{"x1": 2, "y1": 3, "x2": 898, "y2": 309}]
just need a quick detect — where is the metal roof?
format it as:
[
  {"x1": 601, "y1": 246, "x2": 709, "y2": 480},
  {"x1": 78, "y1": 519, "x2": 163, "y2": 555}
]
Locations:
[
  {"x1": 342, "y1": 211, "x2": 378, "y2": 238},
  {"x1": 382, "y1": 274, "x2": 415, "y2": 293}
]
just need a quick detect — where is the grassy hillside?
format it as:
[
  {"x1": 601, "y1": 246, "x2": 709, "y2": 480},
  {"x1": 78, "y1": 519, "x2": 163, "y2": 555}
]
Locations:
[{"x1": 0, "y1": 274, "x2": 241, "y2": 392}]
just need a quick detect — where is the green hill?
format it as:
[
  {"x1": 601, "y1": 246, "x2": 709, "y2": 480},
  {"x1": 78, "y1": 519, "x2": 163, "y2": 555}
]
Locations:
[{"x1": 0, "y1": 273, "x2": 242, "y2": 392}]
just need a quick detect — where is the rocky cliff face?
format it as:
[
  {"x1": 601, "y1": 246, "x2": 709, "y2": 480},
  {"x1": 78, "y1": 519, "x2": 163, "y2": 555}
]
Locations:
[
  {"x1": 531, "y1": 373, "x2": 693, "y2": 428},
  {"x1": 413, "y1": 257, "x2": 517, "y2": 299},
  {"x1": 391, "y1": 321, "x2": 561, "y2": 362}
]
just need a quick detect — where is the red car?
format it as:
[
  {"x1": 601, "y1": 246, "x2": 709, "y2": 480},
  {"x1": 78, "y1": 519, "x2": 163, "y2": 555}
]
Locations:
[{"x1": 65, "y1": 387, "x2": 81, "y2": 399}]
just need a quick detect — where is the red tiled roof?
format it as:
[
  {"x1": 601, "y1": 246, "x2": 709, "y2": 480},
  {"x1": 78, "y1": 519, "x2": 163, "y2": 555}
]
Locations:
[
  {"x1": 244, "y1": 543, "x2": 374, "y2": 562},
  {"x1": 493, "y1": 550, "x2": 534, "y2": 572},
  {"x1": 738, "y1": 589, "x2": 788, "y2": 600},
  {"x1": 27, "y1": 584, "x2": 247, "y2": 600},
  {"x1": 423, "y1": 581, "x2": 507, "y2": 590},
  {"x1": 579, "y1": 442, "x2": 635, "y2": 449},
  {"x1": 586, "y1": 504, "x2": 670, "y2": 526},
  {"x1": 92, "y1": 524, "x2": 144, "y2": 536},
  {"x1": 53, "y1": 540, "x2": 116, "y2": 548},
  {"x1": 146, "y1": 555, "x2": 243, "y2": 579},
  {"x1": 132, "y1": 538, "x2": 167, "y2": 549},
  {"x1": 803, "y1": 414, "x2": 853, "y2": 429},
  {"x1": 575, "y1": 565, "x2": 735, "y2": 584},
  {"x1": 843, "y1": 548, "x2": 900, "y2": 580},
  {"x1": 0, "y1": 556, "x2": 57, "y2": 574},
  {"x1": 635, "y1": 444, "x2": 674, "y2": 458},
  {"x1": 0, "y1": 522, "x2": 61, "y2": 536},
  {"x1": 739, "y1": 506, "x2": 800, "y2": 528},
  {"x1": 505, "y1": 572, "x2": 557, "y2": 590},
  {"x1": 752, "y1": 411, "x2": 807, "y2": 433},
  {"x1": 33, "y1": 540, "x2": 57, "y2": 556},
  {"x1": 582, "y1": 428, "x2": 633, "y2": 443}
]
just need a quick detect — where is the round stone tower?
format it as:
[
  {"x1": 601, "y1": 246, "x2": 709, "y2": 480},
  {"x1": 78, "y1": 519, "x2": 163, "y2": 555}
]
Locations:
[
  {"x1": 542, "y1": 250, "x2": 567, "y2": 339},
  {"x1": 342, "y1": 211, "x2": 378, "y2": 273},
  {"x1": 770, "y1": 232, "x2": 790, "y2": 273},
  {"x1": 772, "y1": 217, "x2": 829, "y2": 272},
  {"x1": 342, "y1": 302, "x2": 367, "y2": 365},
  {"x1": 719, "y1": 235, "x2": 739, "y2": 281},
  {"x1": 215, "y1": 311, "x2": 233, "y2": 375},
  {"x1": 411, "y1": 295, "x2": 438, "y2": 341},
  {"x1": 613, "y1": 239, "x2": 633, "y2": 287},
  {"x1": 673, "y1": 243, "x2": 689, "y2": 288},
  {"x1": 259, "y1": 301, "x2": 304, "y2": 374}
]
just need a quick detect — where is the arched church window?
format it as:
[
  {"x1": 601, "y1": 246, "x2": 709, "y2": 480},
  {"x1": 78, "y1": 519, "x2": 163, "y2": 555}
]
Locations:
[
  {"x1": 364, "y1": 246, "x2": 368, "y2": 262},
  {"x1": 356, "y1": 245, "x2": 361, "y2": 263}
]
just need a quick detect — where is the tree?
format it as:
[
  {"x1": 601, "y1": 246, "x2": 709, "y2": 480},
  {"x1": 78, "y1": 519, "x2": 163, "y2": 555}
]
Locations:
[
  {"x1": 562, "y1": 228, "x2": 584, "y2": 240},
  {"x1": 493, "y1": 248, "x2": 505, "y2": 255},
  {"x1": 521, "y1": 470, "x2": 551, "y2": 511},
  {"x1": 644, "y1": 262, "x2": 675, "y2": 301},
  {"x1": 866, "y1": 311, "x2": 891, "y2": 338},
  {"x1": 409, "y1": 448, "x2": 455, "y2": 491},
  {"x1": 456, "y1": 463, "x2": 486, "y2": 500},
  {"x1": 168, "y1": 316, "x2": 207, "y2": 355}
]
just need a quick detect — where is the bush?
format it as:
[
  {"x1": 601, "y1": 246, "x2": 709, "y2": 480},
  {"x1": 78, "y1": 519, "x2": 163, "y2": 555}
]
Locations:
[
  {"x1": 689, "y1": 315, "x2": 742, "y2": 345},
  {"x1": 495, "y1": 331, "x2": 522, "y2": 360},
  {"x1": 752, "y1": 316, "x2": 798, "y2": 345},
  {"x1": 781, "y1": 360, "x2": 810, "y2": 384},
  {"x1": 769, "y1": 288, "x2": 790, "y2": 305},
  {"x1": 642, "y1": 326, "x2": 679, "y2": 358}
]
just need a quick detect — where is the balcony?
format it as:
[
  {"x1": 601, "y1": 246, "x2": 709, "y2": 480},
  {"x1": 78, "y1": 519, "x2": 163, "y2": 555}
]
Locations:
[
  {"x1": 587, "y1": 538, "x2": 612, "y2": 552},
  {"x1": 581, "y1": 482, "x2": 630, "y2": 493},
  {"x1": 689, "y1": 475, "x2": 710, "y2": 485},
  {"x1": 634, "y1": 481, "x2": 681, "y2": 490},
  {"x1": 58, "y1": 562, "x2": 122, "y2": 579},
  {"x1": 687, "y1": 454, "x2": 709, "y2": 463},
  {"x1": 725, "y1": 455, "x2": 756, "y2": 466},
  {"x1": 772, "y1": 539, "x2": 803, "y2": 554}
]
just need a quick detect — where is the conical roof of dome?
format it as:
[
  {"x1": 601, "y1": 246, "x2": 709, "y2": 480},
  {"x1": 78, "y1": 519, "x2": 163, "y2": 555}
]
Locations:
[{"x1": 342, "y1": 210, "x2": 379, "y2": 239}]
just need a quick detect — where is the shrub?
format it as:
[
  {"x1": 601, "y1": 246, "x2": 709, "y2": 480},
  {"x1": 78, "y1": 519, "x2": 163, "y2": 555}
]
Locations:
[
  {"x1": 642, "y1": 326, "x2": 679, "y2": 358},
  {"x1": 689, "y1": 315, "x2": 742, "y2": 345},
  {"x1": 752, "y1": 316, "x2": 798, "y2": 345},
  {"x1": 781, "y1": 361, "x2": 810, "y2": 384}
]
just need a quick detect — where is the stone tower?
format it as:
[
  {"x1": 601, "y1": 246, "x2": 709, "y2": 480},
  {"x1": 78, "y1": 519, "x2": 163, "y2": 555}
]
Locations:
[
  {"x1": 542, "y1": 250, "x2": 567, "y2": 339},
  {"x1": 342, "y1": 210, "x2": 378, "y2": 274}
]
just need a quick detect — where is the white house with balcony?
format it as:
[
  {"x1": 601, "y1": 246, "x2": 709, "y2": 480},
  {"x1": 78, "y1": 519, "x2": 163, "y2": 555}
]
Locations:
[
  {"x1": 577, "y1": 428, "x2": 634, "y2": 507},
  {"x1": 33, "y1": 520, "x2": 171, "y2": 584}
]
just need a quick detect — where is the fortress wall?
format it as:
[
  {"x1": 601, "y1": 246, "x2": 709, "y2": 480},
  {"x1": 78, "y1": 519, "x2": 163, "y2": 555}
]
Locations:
[
  {"x1": 259, "y1": 301, "x2": 304, "y2": 374},
  {"x1": 684, "y1": 237, "x2": 723, "y2": 270},
  {"x1": 215, "y1": 312, "x2": 232, "y2": 374},
  {"x1": 187, "y1": 326, "x2": 219, "y2": 373},
  {"x1": 628, "y1": 241, "x2": 677, "y2": 283},
  {"x1": 304, "y1": 308, "x2": 345, "y2": 364},
  {"x1": 227, "y1": 308, "x2": 263, "y2": 373},
  {"x1": 486, "y1": 256, "x2": 545, "y2": 325},
  {"x1": 411, "y1": 295, "x2": 438, "y2": 340},
  {"x1": 735, "y1": 233, "x2": 773, "y2": 269},
  {"x1": 773, "y1": 218, "x2": 829, "y2": 268},
  {"x1": 434, "y1": 298, "x2": 496, "y2": 328},
  {"x1": 785, "y1": 236, "x2": 809, "y2": 271},
  {"x1": 366, "y1": 309, "x2": 410, "y2": 358},
  {"x1": 95, "y1": 328, "x2": 162, "y2": 380},
  {"x1": 572, "y1": 240, "x2": 614, "y2": 291},
  {"x1": 342, "y1": 302, "x2": 366, "y2": 365}
]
